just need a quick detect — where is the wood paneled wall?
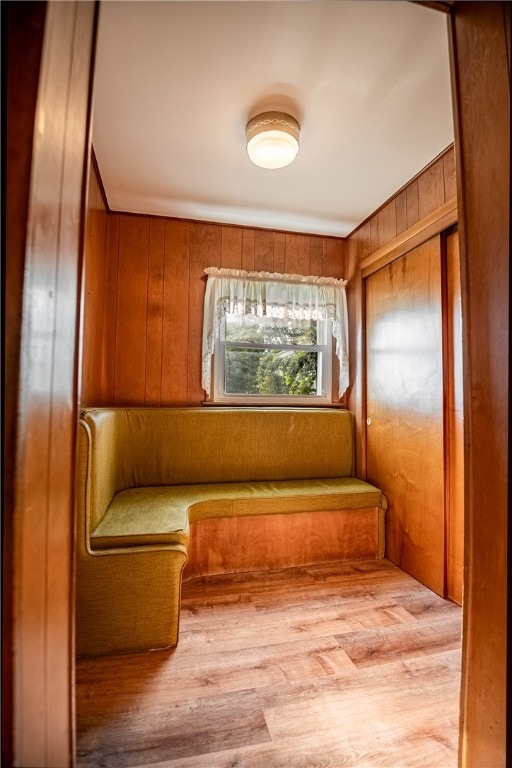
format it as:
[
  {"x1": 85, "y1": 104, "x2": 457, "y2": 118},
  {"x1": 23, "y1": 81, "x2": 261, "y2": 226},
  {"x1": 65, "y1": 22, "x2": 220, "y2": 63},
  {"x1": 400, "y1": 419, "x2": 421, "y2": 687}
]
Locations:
[
  {"x1": 81, "y1": 179, "x2": 346, "y2": 407},
  {"x1": 4, "y1": 2, "x2": 97, "y2": 766},
  {"x1": 348, "y1": 145, "x2": 456, "y2": 265},
  {"x1": 345, "y1": 145, "x2": 456, "y2": 476}
]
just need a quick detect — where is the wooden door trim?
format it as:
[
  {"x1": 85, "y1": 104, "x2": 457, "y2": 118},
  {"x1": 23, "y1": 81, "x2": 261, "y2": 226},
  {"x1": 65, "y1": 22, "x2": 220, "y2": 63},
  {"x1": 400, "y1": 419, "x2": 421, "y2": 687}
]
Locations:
[
  {"x1": 5, "y1": 3, "x2": 98, "y2": 766},
  {"x1": 448, "y1": 4, "x2": 510, "y2": 764},
  {"x1": 361, "y1": 198, "x2": 457, "y2": 278},
  {"x1": 441, "y1": 226, "x2": 464, "y2": 606}
]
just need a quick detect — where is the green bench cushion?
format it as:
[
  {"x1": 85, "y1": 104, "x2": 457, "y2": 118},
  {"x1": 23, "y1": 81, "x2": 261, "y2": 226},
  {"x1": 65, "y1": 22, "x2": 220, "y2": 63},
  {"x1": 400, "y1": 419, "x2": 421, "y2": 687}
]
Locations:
[
  {"x1": 81, "y1": 407, "x2": 357, "y2": 533},
  {"x1": 90, "y1": 478, "x2": 384, "y2": 550}
]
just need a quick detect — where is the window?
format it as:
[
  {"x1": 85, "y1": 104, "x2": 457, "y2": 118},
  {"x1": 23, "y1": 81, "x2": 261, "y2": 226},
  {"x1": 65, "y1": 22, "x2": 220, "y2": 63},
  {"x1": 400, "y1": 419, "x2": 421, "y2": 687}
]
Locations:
[
  {"x1": 215, "y1": 312, "x2": 332, "y2": 404},
  {"x1": 202, "y1": 268, "x2": 349, "y2": 404}
]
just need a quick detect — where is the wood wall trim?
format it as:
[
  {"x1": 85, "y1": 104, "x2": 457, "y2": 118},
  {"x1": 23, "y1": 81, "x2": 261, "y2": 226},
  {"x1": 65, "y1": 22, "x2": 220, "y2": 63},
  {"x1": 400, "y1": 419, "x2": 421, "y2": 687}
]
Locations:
[
  {"x1": 3, "y1": 4, "x2": 47, "y2": 764},
  {"x1": 448, "y1": 3, "x2": 510, "y2": 765},
  {"x1": 360, "y1": 198, "x2": 457, "y2": 278},
  {"x1": 443, "y1": 228, "x2": 464, "y2": 606},
  {"x1": 6, "y1": 2, "x2": 98, "y2": 766}
]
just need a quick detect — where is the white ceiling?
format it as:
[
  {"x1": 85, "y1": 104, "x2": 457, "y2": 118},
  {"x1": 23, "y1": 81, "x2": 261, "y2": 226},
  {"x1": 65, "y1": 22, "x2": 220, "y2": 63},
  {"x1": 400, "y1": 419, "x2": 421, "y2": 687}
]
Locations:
[{"x1": 92, "y1": 0, "x2": 454, "y2": 237}]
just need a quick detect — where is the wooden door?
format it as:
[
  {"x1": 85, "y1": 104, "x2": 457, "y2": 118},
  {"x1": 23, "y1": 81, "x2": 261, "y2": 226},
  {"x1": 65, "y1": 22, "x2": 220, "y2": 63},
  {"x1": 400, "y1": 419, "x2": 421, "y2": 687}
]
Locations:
[{"x1": 365, "y1": 235, "x2": 445, "y2": 595}]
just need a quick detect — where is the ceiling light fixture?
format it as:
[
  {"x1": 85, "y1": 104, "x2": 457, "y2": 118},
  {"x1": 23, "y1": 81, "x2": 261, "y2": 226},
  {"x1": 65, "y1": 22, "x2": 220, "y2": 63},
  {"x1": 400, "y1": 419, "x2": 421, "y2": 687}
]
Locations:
[{"x1": 246, "y1": 111, "x2": 300, "y2": 169}]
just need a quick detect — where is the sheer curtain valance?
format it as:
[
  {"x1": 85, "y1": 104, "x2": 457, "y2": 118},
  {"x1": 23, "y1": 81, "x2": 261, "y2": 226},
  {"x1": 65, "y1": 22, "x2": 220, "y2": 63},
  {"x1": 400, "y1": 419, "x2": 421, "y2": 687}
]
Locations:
[{"x1": 201, "y1": 267, "x2": 349, "y2": 398}]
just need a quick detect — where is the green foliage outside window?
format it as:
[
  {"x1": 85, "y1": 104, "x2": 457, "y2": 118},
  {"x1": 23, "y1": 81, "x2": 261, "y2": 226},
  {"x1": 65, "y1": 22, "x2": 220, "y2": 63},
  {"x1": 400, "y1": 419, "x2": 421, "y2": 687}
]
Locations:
[{"x1": 224, "y1": 314, "x2": 318, "y2": 396}]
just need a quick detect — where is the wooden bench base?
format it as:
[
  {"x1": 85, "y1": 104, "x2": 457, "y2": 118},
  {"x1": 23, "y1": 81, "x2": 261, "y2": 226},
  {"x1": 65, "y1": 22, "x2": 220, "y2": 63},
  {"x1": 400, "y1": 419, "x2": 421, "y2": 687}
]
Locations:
[{"x1": 184, "y1": 508, "x2": 384, "y2": 581}]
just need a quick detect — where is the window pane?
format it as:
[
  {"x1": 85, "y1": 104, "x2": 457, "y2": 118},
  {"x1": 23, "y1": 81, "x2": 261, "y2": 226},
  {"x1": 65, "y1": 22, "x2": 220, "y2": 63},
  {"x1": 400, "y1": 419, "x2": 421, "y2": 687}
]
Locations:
[
  {"x1": 225, "y1": 313, "x2": 317, "y2": 345},
  {"x1": 224, "y1": 347, "x2": 262, "y2": 394},
  {"x1": 224, "y1": 346, "x2": 319, "y2": 396}
]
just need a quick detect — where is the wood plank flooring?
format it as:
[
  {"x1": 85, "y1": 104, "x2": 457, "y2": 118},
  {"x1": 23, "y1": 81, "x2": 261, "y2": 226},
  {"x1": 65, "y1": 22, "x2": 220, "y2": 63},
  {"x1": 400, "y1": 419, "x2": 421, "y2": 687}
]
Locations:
[{"x1": 75, "y1": 559, "x2": 462, "y2": 767}]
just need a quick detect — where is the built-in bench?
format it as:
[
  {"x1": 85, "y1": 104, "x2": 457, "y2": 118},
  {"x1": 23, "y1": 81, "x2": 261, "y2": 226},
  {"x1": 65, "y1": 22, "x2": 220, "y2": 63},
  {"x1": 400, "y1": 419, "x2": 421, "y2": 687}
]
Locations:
[{"x1": 76, "y1": 407, "x2": 386, "y2": 656}]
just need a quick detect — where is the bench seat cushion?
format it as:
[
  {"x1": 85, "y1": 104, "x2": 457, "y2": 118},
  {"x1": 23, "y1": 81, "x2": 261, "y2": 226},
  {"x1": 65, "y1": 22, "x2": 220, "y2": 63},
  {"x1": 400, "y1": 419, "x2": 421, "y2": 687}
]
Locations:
[{"x1": 90, "y1": 478, "x2": 384, "y2": 550}]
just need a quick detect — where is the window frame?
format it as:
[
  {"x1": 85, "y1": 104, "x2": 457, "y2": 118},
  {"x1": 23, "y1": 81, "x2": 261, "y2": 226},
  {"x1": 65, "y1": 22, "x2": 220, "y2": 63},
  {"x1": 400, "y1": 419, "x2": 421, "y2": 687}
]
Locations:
[{"x1": 213, "y1": 312, "x2": 333, "y2": 405}]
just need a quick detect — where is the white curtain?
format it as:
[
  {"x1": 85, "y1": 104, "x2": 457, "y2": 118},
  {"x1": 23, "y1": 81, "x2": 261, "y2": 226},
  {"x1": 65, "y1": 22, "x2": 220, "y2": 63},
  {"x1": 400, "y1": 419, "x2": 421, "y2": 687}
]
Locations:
[{"x1": 201, "y1": 267, "x2": 349, "y2": 398}]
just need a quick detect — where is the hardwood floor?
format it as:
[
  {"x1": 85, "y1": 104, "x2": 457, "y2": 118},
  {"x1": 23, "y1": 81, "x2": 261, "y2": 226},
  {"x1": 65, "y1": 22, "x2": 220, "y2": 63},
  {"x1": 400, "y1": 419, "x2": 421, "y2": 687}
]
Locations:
[{"x1": 75, "y1": 559, "x2": 462, "y2": 767}]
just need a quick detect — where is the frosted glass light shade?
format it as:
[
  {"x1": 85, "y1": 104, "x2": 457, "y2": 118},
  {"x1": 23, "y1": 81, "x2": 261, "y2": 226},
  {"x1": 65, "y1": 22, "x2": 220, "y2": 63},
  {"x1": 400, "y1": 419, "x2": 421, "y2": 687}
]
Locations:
[{"x1": 246, "y1": 111, "x2": 300, "y2": 169}]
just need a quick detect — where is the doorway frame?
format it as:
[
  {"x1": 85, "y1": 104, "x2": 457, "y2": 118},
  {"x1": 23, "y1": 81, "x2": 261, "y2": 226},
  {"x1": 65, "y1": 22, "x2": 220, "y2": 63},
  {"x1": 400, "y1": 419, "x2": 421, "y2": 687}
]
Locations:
[{"x1": 3, "y1": 2, "x2": 509, "y2": 766}]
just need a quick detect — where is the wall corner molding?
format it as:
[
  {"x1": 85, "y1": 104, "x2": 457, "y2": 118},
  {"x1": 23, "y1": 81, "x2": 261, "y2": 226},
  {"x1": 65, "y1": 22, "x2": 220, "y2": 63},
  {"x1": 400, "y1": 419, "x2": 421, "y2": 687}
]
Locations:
[{"x1": 360, "y1": 197, "x2": 457, "y2": 278}]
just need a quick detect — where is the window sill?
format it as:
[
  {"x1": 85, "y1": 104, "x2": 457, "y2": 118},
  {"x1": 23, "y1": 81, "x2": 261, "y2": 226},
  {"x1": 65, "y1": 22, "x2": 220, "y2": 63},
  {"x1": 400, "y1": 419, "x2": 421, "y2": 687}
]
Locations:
[{"x1": 202, "y1": 399, "x2": 345, "y2": 409}]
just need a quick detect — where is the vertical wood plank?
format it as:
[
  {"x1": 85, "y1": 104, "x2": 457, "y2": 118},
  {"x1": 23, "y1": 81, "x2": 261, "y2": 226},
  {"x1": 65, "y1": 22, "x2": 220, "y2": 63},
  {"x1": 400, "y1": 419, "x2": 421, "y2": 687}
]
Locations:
[
  {"x1": 101, "y1": 214, "x2": 120, "y2": 405},
  {"x1": 92, "y1": 169, "x2": 108, "y2": 403},
  {"x1": 377, "y1": 201, "x2": 397, "y2": 250},
  {"x1": 254, "y1": 229, "x2": 274, "y2": 272},
  {"x1": 221, "y1": 226, "x2": 243, "y2": 270},
  {"x1": 357, "y1": 222, "x2": 372, "y2": 264},
  {"x1": 330, "y1": 236, "x2": 345, "y2": 401},
  {"x1": 309, "y1": 237, "x2": 323, "y2": 277},
  {"x1": 161, "y1": 220, "x2": 190, "y2": 405},
  {"x1": 418, "y1": 158, "x2": 445, "y2": 219},
  {"x1": 369, "y1": 201, "x2": 397, "y2": 253},
  {"x1": 285, "y1": 233, "x2": 310, "y2": 275},
  {"x1": 114, "y1": 216, "x2": 149, "y2": 404},
  {"x1": 443, "y1": 147, "x2": 457, "y2": 202},
  {"x1": 145, "y1": 218, "x2": 165, "y2": 405},
  {"x1": 395, "y1": 190, "x2": 408, "y2": 235},
  {"x1": 345, "y1": 236, "x2": 365, "y2": 476},
  {"x1": 241, "y1": 228, "x2": 255, "y2": 271},
  {"x1": 406, "y1": 180, "x2": 419, "y2": 229},
  {"x1": 369, "y1": 216, "x2": 380, "y2": 255},
  {"x1": 273, "y1": 232, "x2": 286, "y2": 273},
  {"x1": 322, "y1": 239, "x2": 344, "y2": 279},
  {"x1": 188, "y1": 223, "x2": 221, "y2": 403},
  {"x1": 81, "y1": 169, "x2": 97, "y2": 403},
  {"x1": 322, "y1": 237, "x2": 346, "y2": 403},
  {"x1": 81, "y1": 164, "x2": 107, "y2": 406}
]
